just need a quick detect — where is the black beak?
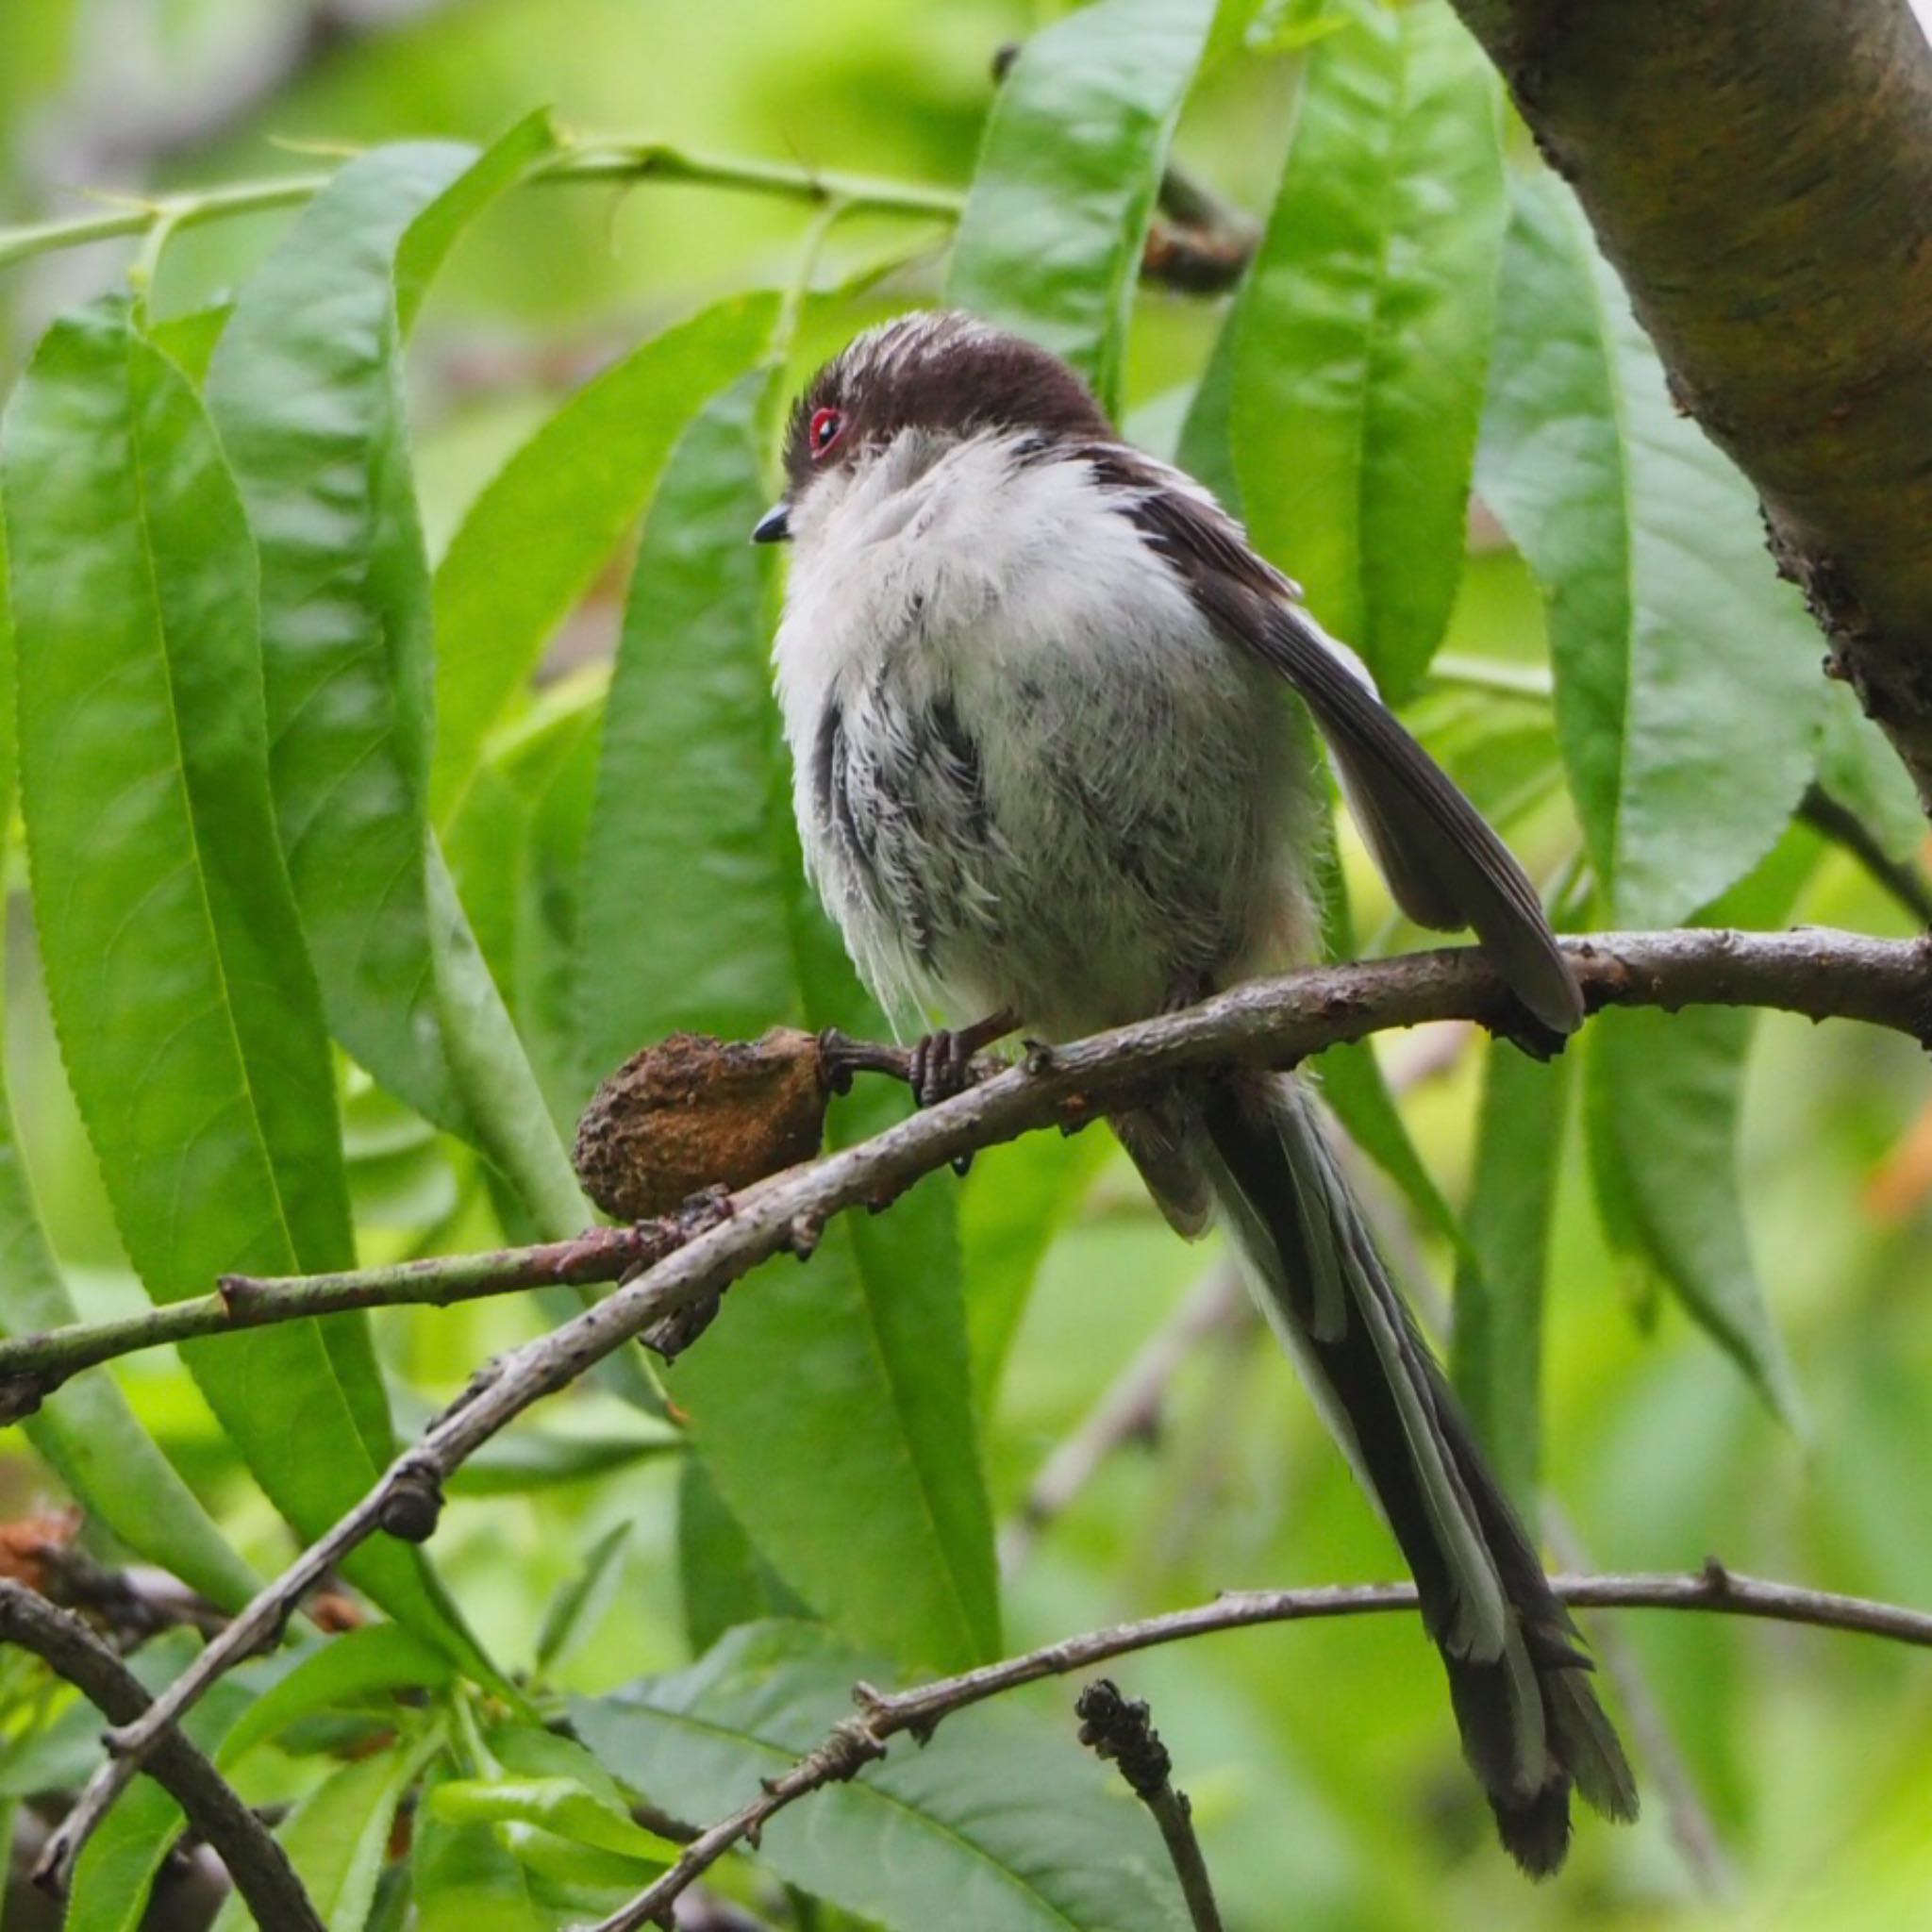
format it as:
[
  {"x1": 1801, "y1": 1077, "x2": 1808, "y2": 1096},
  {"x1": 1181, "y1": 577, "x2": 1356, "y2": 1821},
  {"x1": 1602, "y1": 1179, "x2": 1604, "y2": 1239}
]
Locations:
[{"x1": 751, "y1": 503, "x2": 791, "y2": 544}]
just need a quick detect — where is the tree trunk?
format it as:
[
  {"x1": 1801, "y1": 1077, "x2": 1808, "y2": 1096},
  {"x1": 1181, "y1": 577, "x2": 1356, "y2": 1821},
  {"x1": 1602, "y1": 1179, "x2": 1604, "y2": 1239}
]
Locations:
[{"x1": 1453, "y1": 0, "x2": 1932, "y2": 808}]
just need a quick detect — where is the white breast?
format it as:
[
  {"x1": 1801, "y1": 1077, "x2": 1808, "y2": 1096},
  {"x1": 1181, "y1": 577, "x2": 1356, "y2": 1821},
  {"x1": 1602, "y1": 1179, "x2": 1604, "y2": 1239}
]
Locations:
[{"x1": 771, "y1": 432, "x2": 1317, "y2": 1037}]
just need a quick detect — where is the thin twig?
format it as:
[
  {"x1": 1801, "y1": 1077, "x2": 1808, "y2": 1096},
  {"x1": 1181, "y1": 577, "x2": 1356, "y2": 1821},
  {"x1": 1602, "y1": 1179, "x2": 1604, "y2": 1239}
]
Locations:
[
  {"x1": 591, "y1": 1562, "x2": 1932, "y2": 1927},
  {"x1": 0, "y1": 1583, "x2": 322, "y2": 1927},
  {"x1": 0, "y1": 130, "x2": 1252, "y2": 291},
  {"x1": 0, "y1": 1219, "x2": 672, "y2": 1418},
  {"x1": 1075, "y1": 1679, "x2": 1224, "y2": 1932},
  {"x1": 0, "y1": 140, "x2": 958, "y2": 273},
  {"x1": 35, "y1": 928, "x2": 1932, "y2": 1883}
]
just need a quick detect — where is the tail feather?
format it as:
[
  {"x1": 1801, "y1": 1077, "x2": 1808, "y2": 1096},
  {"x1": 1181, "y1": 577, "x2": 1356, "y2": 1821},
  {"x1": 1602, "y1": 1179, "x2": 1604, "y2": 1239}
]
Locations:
[{"x1": 1199, "y1": 1070, "x2": 1636, "y2": 1875}]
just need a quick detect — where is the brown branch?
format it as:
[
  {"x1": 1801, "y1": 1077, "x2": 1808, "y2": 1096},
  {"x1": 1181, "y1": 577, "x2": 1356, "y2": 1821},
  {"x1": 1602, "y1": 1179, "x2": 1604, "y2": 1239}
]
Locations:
[
  {"x1": 1448, "y1": 0, "x2": 1932, "y2": 809},
  {"x1": 591, "y1": 1561, "x2": 1932, "y2": 1927},
  {"x1": 0, "y1": 1582, "x2": 322, "y2": 1928},
  {"x1": 0, "y1": 1219, "x2": 675, "y2": 1423},
  {"x1": 2, "y1": 926, "x2": 1924, "y2": 1423},
  {"x1": 36, "y1": 926, "x2": 1932, "y2": 1884},
  {"x1": 1075, "y1": 1679, "x2": 1225, "y2": 1932}
]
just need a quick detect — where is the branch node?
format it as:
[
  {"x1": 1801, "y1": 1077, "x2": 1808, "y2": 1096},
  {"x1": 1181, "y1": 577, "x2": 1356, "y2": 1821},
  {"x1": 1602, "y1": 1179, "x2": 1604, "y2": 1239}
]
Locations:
[
  {"x1": 216, "y1": 1273, "x2": 267, "y2": 1318},
  {"x1": 817, "y1": 1715, "x2": 889, "y2": 1781},
  {"x1": 640, "y1": 1290, "x2": 724, "y2": 1363},
  {"x1": 850, "y1": 1677, "x2": 892, "y2": 1720},
  {"x1": 377, "y1": 1462, "x2": 445, "y2": 1543},
  {"x1": 0, "y1": 1374, "x2": 47, "y2": 1424},
  {"x1": 787, "y1": 1212, "x2": 824, "y2": 1260},
  {"x1": 1074, "y1": 1678, "x2": 1172, "y2": 1801}
]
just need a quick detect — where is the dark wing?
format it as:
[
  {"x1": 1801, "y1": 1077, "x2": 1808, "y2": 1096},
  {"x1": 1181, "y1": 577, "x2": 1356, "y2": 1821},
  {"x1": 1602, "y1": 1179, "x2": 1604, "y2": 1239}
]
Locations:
[{"x1": 1097, "y1": 454, "x2": 1583, "y2": 1035}]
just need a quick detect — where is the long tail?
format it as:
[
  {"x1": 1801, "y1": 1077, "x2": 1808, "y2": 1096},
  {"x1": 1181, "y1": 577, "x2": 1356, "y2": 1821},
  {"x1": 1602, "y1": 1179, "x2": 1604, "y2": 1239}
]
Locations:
[{"x1": 1199, "y1": 1070, "x2": 1638, "y2": 1875}]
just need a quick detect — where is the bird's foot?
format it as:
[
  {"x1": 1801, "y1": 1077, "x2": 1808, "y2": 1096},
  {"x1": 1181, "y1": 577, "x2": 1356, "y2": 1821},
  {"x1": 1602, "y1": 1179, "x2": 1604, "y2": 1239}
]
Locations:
[
  {"x1": 906, "y1": 1008, "x2": 1021, "y2": 1108},
  {"x1": 907, "y1": 1008, "x2": 1020, "y2": 1175}
]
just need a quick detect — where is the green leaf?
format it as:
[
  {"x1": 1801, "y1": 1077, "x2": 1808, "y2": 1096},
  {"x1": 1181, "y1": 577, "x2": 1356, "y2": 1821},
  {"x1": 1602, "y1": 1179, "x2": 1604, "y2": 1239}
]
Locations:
[
  {"x1": 0, "y1": 504, "x2": 255, "y2": 1610},
  {"x1": 413, "y1": 1764, "x2": 556, "y2": 1932},
  {"x1": 459, "y1": 1724, "x2": 671, "y2": 1909},
  {"x1": 1587, "y1": 829, "x2": 1821, "y2": 1425},
  {"x1": 145, "y1": 302, "x2": 230, "y2": 384},
  {"x1": 677, "y1": 1452, "x2": 813, "y2": 1657},
  {"x1": 204, "y1": 129, "x2": 598, "y2": 1256},
  {"x1": 1477, "y1": 170, "x2": 1824, "y2": 925},
  {"x1": 1816, "y1": 682, "x2": 1926, "y2": 869},
  {"x1": 534, "y1": 1522, "x2": 634, "y2": 1675},
  {"x1": 575, "y1": 1624, "x2": 1187, "y2": 1932},
  {"x1": 430, "y1": 293, "x2": 778, "y2": 821},
  {"x1": 947, "y1": 0, "x2": 1219, "y2": 414},
  {"x1": 1, "y1": 297, "x2": 477, "y2": 1663},
  {"x1": 210, "y1": 1740, "x2": 430, "y2": 1932},
  {"x1": 204, "y1": 131, "x2": 542, "y2": 1136},
  {"x1": 427, "y1": 1775, "x2": 676, "y2": 1864},
  {"x1": 1174, "y1": 300, "x2": 1242, "y2": 511},
  {"x1": 444, "y1": 669, "x2": 608, "y2": 1132},
  {"x1": 217, "y1": 1624, "x2": 455, "y2": 1772},
  {"x1": 574, "y1": 367, "x2": 803, "y2": 1083},
  {"x1": 1231, "y1": 0, "x2": 1505, "y2": 700},
  {"x1": 1452, "y1": 1044, "x2": 1570, "y2": 1504},
  {"x1": 575, "y1": 375, "x2": 998, "y2": 1670}
]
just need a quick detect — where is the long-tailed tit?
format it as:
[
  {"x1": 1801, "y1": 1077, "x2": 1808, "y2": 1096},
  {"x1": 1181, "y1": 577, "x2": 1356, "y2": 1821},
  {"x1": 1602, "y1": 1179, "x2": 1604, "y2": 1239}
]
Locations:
[{"x1": 755, "y1": 311, "x2": 1636, "y2": 1874}]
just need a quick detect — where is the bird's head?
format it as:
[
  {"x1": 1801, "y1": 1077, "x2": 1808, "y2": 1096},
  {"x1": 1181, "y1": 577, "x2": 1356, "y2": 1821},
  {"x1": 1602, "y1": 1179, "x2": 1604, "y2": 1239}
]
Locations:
[{"x1": 751, "y1": 310, "x2": 1111, "y2": 546}]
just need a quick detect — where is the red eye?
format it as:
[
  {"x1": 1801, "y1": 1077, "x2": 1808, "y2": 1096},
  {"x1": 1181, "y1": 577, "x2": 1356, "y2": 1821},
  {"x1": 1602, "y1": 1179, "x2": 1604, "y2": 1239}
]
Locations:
[{"x1": 808, "y1": 406, "x2": 845, "y2": 459}]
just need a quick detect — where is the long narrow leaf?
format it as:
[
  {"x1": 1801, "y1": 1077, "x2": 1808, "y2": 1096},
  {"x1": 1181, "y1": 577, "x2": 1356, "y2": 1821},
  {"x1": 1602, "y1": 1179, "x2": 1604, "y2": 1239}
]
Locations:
[
  {"x1": 430, "y1": 293, "x2": 777, "y2": 821},
  {"x1": 1478, "y1": 170, "x2": 1823, "y2": 926},
  {"x1": 1588, "y1": 831, "x2": 1820, "y2": 1424},
  {"x1": 1232, "y1": 0, "x2": 1505, "y2": 699},
  {"x1": 0, "y1": 508, "x2": 256, "y2": 1607},
  {"x1": 575, "y1": 373, "x2": 999, "y2": 1670},
  {"x1": 947, "y1": 0, "x2": 1219, "y2": 414},
  {"x1": 204, "y1": 127, "x2": 545, "y2": 1138},
  {"x1": 2, "y1": 299, "x2": 481, "y2": 1664},
  {"x1": 205, "y1": 127, "x2": 601, "y2": 1261},
  {"x1": 1452, "y1": 1043, "x2": 1570, "y2": 1505},
  {"x1": 210, "y1": 1740, "x2": 431, "y2": 1932}
]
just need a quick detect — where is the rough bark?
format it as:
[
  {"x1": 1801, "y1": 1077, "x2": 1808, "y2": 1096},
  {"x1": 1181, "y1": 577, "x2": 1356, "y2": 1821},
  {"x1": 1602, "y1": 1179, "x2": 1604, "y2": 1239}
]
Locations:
[{"x1": 1452, "y1": 0, "x2": 1932, "y2": 806}]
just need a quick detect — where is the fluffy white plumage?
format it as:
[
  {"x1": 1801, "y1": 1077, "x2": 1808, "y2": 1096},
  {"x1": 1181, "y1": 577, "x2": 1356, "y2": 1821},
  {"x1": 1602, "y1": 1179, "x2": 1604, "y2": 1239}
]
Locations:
[{"x1": 773, "y1": 427, "x2": 1319, "y2": 1040}]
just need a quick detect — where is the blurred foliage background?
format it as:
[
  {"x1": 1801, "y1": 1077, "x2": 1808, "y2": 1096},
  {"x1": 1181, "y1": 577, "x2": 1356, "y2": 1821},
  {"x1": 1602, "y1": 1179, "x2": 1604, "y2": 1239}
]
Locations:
[{"x1": 2, "y1": 3, "x2": 1932, "y2": 1929}]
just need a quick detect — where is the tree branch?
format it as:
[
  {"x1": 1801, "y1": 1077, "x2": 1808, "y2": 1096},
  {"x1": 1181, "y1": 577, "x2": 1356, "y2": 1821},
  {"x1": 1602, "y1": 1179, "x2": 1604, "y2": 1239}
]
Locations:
[
  {"x1": 33, "y1": 926, "x2": 1932, "y2": 1884},
  {"x1": 1, "y1": 926, "x2": 1924, "y2": 1422},
  {"x1": 1447, "y1": 0, "x2": 1932, "y2": 808},
  {"x1": 0, "y1": 1582, "x2": 322, "y2": 1927},
  {"x1": 0, "y1": 1219, "x2": 675, "y2": 1422},
  {"x1": 591, "y1": 1561, "x2": 1932, "y2": 1928}
]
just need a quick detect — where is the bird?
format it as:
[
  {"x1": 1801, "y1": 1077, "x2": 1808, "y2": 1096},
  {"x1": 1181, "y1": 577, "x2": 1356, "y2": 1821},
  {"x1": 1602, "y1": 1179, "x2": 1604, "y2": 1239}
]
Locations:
[{"x1": 753, "y1": 308, "x2": 1638, "y2": 1874}]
